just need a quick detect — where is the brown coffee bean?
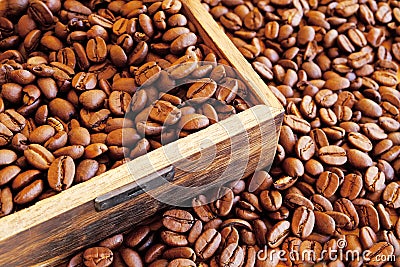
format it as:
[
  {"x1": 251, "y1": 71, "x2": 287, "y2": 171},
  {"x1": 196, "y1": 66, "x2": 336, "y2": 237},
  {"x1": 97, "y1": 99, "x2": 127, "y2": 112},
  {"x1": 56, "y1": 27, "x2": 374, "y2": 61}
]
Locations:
[
  {"x1": 365, "y1": 242, "x2": 394, "y2": 266},
  {"x1": 86, "y1": 36, "x2": 107, "y2": 63},
  {"x1": 292, "y1": 206, "x2": 315, "y2": 238},
  {"x1": 220, "y1": 12, "x2": 242, "y2": 31},
  {"x1": 44, "y1": 131, "x2": 68, "y2": 151},
  {"x1": 295, "y1": 136, "x2": 315, "y2": 161},
  {"x1": 347, "y1": 149, "x2": 373, "y2": 169},
  {"x1": 68, "y1": 127, "x2": 90, "y2": 146},
  {"x1": 24, "y1": 144, "x2": 54, "y2": 170},
  {"x1": 210, "y1": 187, "x2": 234, "y2": 217},
  {"x1": 284, "y1": 193, "x2": 314, "y2": 211},
  {"x1": 161, "y1": 230, "x2": 188, "y2": 247},
  {"x1": 282, "y1": 157, "x2": 304, "y2": 177},
  {"x1": 316, "y1": 171, "x2": 340, "y2": 198},
  {"x1": 187, "y1": 78, "x2": 217, "y2": 103},
  {"x1": 325, "y1": 211, "x2": 352, "y2": 229},
  {"x1": 149, "y1": 100, "x2": 181, "y2": 125},
  {"x1": 340, "y1": 173, "x2": 363, "y2": 200},
  {"x1": 314, "y1": 211, "x2": 336, "y2": 236},
  {"x1": 283, "y1": 114, "x2": 311, "y2": 134},
  {"x1": 267, "y1": 220, "x2": 290, "y2": 248},
  {"x1": 318, "y1": 145, "x2": 347, "y2": 166},
  {"x1": 0, "y1": 109, "x2": 26, "y2": 132},
  {"x1": 163, "y1": 247, "x2": 196, "y2": 261},
  {"x1": 348, "y1": 132, "x2": 373, "y2": 152},
  {"x1": 170, "y1": 32, "x2": 197, "y2": 54},
  {"x1": 260, "y1": 190, "x2": 282, "y2": 211},
  {"x1": 219, "y1": 243, "x2": 244, "y2": 267},
  {"x1": 194, "y1": 229, "x2": 221, "y2": 260},
  {"x1": 48, "y1": 98, "x2": 76, "y2": 122},
  {"x1": 383, "y1": 182, "x2": 400, "y2": 208},
  {"x1": 0, "y1": 165, "x2": 21, "y2": 186},
  {"x1": 178, "y1": 114, "x2": 209, "y2": 131},
  {"x1": 0, "y1": 187, "x2": 13, "y2": 217},
  {"x1": 48, "y1": 156, "x2": 75, "y2": 192},
  {"x1": 71, "y1": 72, "x2": 97, "y2": 91},
  {"x1": 163, "y1": 209, "x2": 194, "y2": 233},
  {"x1": 109, "y1": 91, "x2": 131, "y2": 116},
  {"x1": 310, "y1": 194, "x2": 333, "y2": 212},
  {"x1": 29, "y1": 125, "x2": 55, "y2": 144},
  {"x1": 14, "y1": 179, "x2": 44, "y2": 205},
  {"x1": 75, "y1": 159, "x2": 99, "y2": 183},
  {"x1": 83, "y1": 247, "x2": 113, "y2": 267},
  {"x1": 334, "y1": 198, "x2": 359, "y2": 230},
  {"x1": 99, "y1": 234, "x2": 124, "y2": 251},
  {"x1": 168, "y1": 258, "x2": 195, "y2": 267},
  {"x1": 120, "y1": 248, "x2": 143, "y2": 267},
  {"x1": 0, "y1": 122, "x2": 13, "y2": 146}
]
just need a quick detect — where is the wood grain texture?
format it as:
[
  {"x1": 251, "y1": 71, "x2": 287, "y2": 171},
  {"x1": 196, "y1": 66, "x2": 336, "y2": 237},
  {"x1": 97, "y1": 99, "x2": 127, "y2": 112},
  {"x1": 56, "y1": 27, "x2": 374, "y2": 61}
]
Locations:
[{"x1": 0, "y1": 1, "x2": 284, "y2": 266}]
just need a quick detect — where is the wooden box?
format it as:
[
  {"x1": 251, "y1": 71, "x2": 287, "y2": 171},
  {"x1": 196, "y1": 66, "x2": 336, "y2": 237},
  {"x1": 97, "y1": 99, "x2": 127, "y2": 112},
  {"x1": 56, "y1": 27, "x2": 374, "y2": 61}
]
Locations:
[{"x1": 0, "y1": 0, "x2": 284, "y2": 265}]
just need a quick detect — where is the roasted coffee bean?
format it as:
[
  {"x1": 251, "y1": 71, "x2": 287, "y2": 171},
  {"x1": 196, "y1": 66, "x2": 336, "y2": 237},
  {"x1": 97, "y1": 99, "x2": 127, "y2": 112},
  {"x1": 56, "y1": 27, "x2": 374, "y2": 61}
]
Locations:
[
  {"x1": 0, "y1": 165, "x2": 21, "y2": 186},
  {"x1": 14, "y1": 179, "x2": 44, "y2": 205},
  {"x1": 0, "y1": 109, "x2": 26, "y2": 132},
  {"x1": 219, "y1": 243, "x2": 243, "y2": 267},
  {"x1": 83, "y1": 247, "x2": 113, "y2": 267},
  {"x1": 194, "y1": 229, "x2": 221, "y2": 260},
  {"x1": 318, "y1": 145, "x2": 347, "y2": 166},
  {"x1": 163, "y1": 209, "x2": 194, "y2": 233},
  {"x1": 292, "y1": 206, "x2": 315, "y2": 238},
  {"x1": 316, "y1": 171, "x2": 340, "y2": 198},
  {"x1": 178, "y1": 114, "x2": 209, "y2": 131},
  {"x1": 267, "y1": 220, "x2": 290, "y2": 248},
  {"x1": 0, "y1": 187, "x2": 13, "y2": 217},
  {"x1": 364, "y1": 242, "x2": 394, "y2": 266},
  {"x1": 48, "y1": 156, "x2": 75, "y2": 192},
  {"x1": 24, "y1": 144, "x2": 54, "y2": 170}
]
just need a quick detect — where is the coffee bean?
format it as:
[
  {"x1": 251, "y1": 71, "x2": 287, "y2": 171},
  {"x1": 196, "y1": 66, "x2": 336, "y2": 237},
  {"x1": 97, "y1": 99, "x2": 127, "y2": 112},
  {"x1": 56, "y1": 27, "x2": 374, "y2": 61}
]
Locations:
[
  {"x1": 178, "y1": 114, "x2": 209, "y2": 131},
  {"x1": 0, "y1": 165, "x2": 21, "y2": 186},
  {"x1": 285, "y1": 193, "x2": 314, "y2": 210},
  {"x1": 83, "y1": 247, "x2": 113, "y2": 267},
  {"x1": 14, "y1": 179, "x2": 44, "y2": 205},
  {"x1": 292, "y1": 206, "x2": 315, "y2": 238},
  {"x1": 383, "y1": 182, "x2": 400, "y2": 208},
  {"x1": 334, "y1": 198, "x2": 359, "y2": 230},
  {"x1": 219, "y1": 243, "x2": 243, "y2": 267},
  {"x1": 0, "y1": 109, "x2": 26, "y2": 132},
  {"x1": 0, "y1": 187, "x2": 13, "y2": 217},
  {"x1": 24, "y1": 144, "x2": 54, "y2": 170},
  {"x1": 260, "y1": 190, "x2": 282, "y2": 211},
  {"x1": 75, "y1": 159, "x2": 99, "y2": 183},
  {"x1": 348, "y1": 132, "x2": 373, "y2": 152},
  {"x1": 163, "y1": 209, "x2": 194, "y2": 233},
  {"x1": 194, "y1": 229, "x2": 221, "y2": 260},
  {"x1": 283, "y1": 114, "x2": 311, "y2": 134},
  {"x1": 316, "y1": 171, "x2": 339, "y2": 198},
  {"x1": 365, "y1": 242, "x2": 394, "y2": 266},
  {"x1": 120, "y1": 248, "x2": 143, "y2": 267},
  {"x1": 318, "y1": 145, "x2": 347, "y2": 166},
  {"x1": 314, "y1": 211, "x2": 335, "y2": 235},
  {"x1": 267, "y1": 220, "x2": 290, "y2": 248},
  {"x1": 48, "y1": 156, "x2": 75, "y2": 192}
]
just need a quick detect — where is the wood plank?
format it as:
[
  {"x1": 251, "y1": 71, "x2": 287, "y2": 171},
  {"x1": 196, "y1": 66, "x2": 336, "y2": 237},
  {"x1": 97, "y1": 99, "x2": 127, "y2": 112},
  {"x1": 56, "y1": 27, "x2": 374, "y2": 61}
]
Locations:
[{"x1": 0, "y1": 105, "x2": 280, "y2": 267}]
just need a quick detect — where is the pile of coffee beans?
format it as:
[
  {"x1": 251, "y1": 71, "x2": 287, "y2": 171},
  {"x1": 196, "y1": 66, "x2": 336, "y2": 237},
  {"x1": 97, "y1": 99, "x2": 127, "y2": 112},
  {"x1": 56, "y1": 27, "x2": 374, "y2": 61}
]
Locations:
[
  {"x1": 64, "y1": 0, "x2": 400, "y2": 266},
  {"x1": 0, "y1": 0, "x2": 252, "y2": 216}
]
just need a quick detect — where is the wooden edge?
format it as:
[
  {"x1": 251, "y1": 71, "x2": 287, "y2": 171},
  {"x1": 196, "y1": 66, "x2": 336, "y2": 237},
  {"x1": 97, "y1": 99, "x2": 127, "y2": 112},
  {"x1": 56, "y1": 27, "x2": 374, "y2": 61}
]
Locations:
[
  {"x1": 0, "y1": 104, "x2": 280, "y2": 266},
  {"x1": 182, "y1": 0, "x2": 284, "y2": 113},
  {"x1": 0, "y1": 105, "x2": 279, "y2": 243}
]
